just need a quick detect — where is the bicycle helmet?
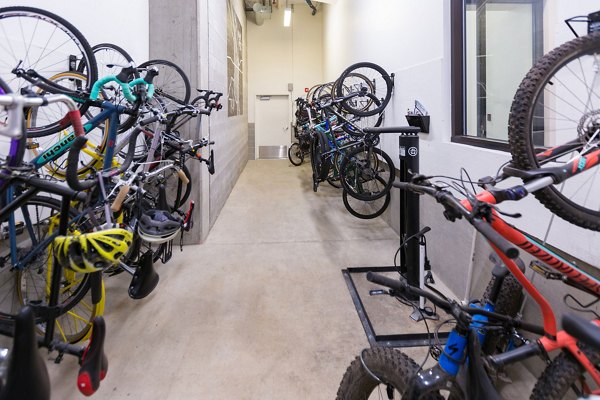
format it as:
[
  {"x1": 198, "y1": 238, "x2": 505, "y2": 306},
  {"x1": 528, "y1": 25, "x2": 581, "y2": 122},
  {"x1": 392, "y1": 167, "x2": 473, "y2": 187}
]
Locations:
[
  {"x1": 54, "y1": 228, "x2": 133, "y2": 274},
  {"x1": 137, "y1": 209, "x2": 182, "y2": 244}
]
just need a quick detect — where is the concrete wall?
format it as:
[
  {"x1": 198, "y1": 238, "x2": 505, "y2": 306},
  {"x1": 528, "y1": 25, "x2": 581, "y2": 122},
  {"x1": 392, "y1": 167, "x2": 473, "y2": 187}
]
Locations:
[
  {"x1": 149, "y1": 0, "x2": 248, "y2": 242},
  {"x1": 322, "y1": 0, "x2": 600, "y2": 372}
]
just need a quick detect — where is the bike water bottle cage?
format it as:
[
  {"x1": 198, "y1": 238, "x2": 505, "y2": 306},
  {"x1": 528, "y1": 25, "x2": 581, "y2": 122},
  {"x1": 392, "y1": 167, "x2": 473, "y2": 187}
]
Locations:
[{"x1": 54, "y1": 228, "x2": 133, "y2": 273}]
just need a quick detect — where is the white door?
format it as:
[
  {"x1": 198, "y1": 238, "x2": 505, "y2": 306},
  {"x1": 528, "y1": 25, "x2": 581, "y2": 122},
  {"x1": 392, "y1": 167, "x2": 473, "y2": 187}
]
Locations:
[{"x1": 255, "y1": 95, "x2": 290, "y2": 159}]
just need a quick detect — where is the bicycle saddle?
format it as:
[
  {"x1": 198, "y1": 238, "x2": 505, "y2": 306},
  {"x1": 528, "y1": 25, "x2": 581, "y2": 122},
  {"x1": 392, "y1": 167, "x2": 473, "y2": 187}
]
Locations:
[{"x1": 0, "y1": 306, "x2": 50, "y2": 400}]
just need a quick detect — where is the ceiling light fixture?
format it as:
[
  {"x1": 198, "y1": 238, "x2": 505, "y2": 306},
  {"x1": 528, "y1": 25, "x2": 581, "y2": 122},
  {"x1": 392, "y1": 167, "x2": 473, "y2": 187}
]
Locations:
[{"x1": 283, "y1": 7, "x2": 292, "y2": 27}]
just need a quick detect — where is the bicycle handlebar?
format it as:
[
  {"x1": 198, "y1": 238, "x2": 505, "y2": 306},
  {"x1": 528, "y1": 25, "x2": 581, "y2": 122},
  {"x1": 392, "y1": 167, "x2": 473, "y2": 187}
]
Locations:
[
  {"x1": 90, "y1": 67, "x2": 157, "y2": 102},
  {"x1": 393, "y1": 180, "x2": 520, "y2": 259},
  {"x1": 366, "y1": 272, "x2": 544, "y2": 334},
  {"x1": 0, "y1": 94, "x2": 84, "y2": 138}
]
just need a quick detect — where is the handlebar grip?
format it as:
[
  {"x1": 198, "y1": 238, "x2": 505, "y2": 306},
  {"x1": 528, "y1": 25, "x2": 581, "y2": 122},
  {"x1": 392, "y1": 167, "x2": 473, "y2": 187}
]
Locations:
[
  {"x1": 66, "y1": 137, "x2": 97, "y2": 191},
  {"x1": 472, "y1": 218, "x2": 519, "y2": 259},
  {"x1": 366, "y1": 272, "x2": 453, "y2": 312},
  {"x1": 563, "y1": 314, "x2": 600, "y2": 350},
  {"x1": 77, "y1": 317, "x2": 108, "y2": 396},
  {"x1": 68, "y1": 110, "x2": 85, "y2": 137},
  {"x1": 110, "y1": 185, "x2": 130, "y2": 213},
  {"x1": 366, "y1": 272, "x2": 408, "y2": 292},
  {"x1": 177, "y1": 168, "x2": 190, "y2": 185}
]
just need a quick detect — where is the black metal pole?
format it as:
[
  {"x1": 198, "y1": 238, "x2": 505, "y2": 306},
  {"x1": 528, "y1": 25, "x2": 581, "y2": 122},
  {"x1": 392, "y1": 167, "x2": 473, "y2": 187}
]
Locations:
[{"x1": 399, "y1": 134, "x2": 420, "y2": 292}]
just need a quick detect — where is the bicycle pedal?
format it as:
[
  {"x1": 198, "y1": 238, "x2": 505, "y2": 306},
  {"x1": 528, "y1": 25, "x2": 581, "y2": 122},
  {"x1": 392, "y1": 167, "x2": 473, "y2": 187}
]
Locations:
[{"x1": 529, "y1": 260, "x2": 563, "y2": 280}]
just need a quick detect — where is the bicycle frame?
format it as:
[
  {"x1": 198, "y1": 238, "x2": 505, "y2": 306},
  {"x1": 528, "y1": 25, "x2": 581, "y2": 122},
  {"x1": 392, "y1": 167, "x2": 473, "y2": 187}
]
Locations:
[
  {"x1": 464, "y1": 146, "x2": 600, "y2": 389},
  {"x1": 31, "y1": 101, "x2": 126, "y2": 171}
]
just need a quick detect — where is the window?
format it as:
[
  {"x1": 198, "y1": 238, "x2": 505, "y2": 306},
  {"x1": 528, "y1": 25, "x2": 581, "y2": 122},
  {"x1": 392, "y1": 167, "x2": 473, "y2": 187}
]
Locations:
[{"x1": 451, "y1": 0, "x2": 543, "y2": 150}]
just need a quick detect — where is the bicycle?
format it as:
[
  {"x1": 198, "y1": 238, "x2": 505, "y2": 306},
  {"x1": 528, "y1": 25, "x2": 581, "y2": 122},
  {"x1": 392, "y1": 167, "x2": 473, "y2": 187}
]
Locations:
[{"x1": 0, "y1": 91, "x2": 129, "y2": 397}]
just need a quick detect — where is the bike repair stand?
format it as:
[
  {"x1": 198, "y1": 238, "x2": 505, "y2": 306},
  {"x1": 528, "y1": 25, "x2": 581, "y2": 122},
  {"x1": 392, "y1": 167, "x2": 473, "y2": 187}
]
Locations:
[{"x1": 342, "y1": 131, "x2": 448, "y2": 348}]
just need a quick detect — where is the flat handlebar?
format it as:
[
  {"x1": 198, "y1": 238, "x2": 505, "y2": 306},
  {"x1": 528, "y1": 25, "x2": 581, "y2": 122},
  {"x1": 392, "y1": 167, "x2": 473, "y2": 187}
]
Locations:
[{"x1": 393, "y1": 180, "x2": 520, "y2": 259}]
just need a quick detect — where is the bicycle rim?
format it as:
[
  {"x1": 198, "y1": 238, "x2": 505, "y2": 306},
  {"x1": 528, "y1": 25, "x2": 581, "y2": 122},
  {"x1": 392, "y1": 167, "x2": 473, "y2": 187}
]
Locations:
[{"x1": 0, "y1": 6, "x2": 97, "y2": 136}]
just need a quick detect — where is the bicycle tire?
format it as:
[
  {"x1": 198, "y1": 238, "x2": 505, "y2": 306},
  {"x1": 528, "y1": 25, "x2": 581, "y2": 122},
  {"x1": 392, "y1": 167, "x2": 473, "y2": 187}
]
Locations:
[
  {"x1": 336, "y1": 347, "x2": 419, "y2": 400},
  {"x1": 144, "y1": 162, "x2": 192, "y2": 211},
  {"x1": 0, "y1": 6, "x2": 98, "y2": 137},
  {"x1": 340, "y1": 145, "x2": 395, "y2": 201},
  {"x1": 481, "y1": 273, "x2": 524, "y2": 355},
  {"x1": 530, "y1": 343, "x2": 600, "y2": 399},
  {"x1": 89, "y1": 43, "x2": 139, "y2": 133},
  {"x1": 335, "y1": 62, "x2": 392, "y2": 117},
  {"x1": 288, "y1": 143, "x2": 304, "y2": 166},
  {"x1": 138, "y1": 59, "x2": 191, "y2": 109},
  {"x1": 343, "y1": 186, "x2": 391, "y2": 219},
  {"x1": 312, "y1": 131, "x2": 332, "y2": 182},
  {"x1": 0, "y1": 196, "x2": 102, "y2": 343},
  {"x1": 508, "y1": 31, "x2": 600, "y2": 231}
]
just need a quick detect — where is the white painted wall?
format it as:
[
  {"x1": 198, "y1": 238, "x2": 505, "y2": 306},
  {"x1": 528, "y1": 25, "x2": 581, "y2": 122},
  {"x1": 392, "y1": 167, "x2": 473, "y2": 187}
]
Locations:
[
  {"x1": 0, "y1": 0, "x2": 149, "y2": 64},
  {"x1": 322, "y1": 0, "x2": 600, "y2": 297},
  {"x1": 247, "y1": 4, "x2": 324, "y2": 126}
]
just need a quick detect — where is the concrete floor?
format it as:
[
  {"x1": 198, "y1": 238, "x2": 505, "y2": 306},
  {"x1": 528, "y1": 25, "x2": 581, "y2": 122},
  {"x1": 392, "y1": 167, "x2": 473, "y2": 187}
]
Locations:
[{"x1": 47, "y1": 159, "x2": 533, "y2": 399}]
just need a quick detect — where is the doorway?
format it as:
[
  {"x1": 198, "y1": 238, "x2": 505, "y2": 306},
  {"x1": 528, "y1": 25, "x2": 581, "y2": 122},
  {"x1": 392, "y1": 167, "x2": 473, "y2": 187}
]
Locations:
[{"x1": 255, "y1": 95, "x2": 290, "y2": 159}]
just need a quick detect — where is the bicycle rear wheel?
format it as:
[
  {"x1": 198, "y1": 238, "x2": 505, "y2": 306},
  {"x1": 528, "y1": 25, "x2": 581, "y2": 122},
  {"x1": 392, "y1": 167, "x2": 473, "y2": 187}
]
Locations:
[
  {"x1": 0, "y1": 6, "x2": 97, "y2": 136},
  {"x1": 508, "y1": 32, "x2": 600, "y2": 231},
  {"x1": 138, "y1": 59, "x2": 191, "y2": 110},
  {"x1": 343, "y1": 184, "x2": 390, "y2": 219},
  {"x1": 335, "y1": 62, "x2": 392, "y2": 117}
]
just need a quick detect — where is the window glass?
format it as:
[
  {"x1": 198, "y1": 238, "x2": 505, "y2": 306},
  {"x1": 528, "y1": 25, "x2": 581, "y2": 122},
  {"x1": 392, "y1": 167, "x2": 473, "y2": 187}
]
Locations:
[{"x1": 464, "y1": 0, "x2": 542, "y2": 141}]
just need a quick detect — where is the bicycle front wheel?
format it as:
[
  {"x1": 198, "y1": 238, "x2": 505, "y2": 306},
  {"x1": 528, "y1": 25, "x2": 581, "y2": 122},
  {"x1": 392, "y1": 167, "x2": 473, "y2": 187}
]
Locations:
[
  {"x1": 0, "y1": 196, "x2": 102, "y2": 343},
  {"x1": 340, "y1": 146, "x2": 394, "y2": 201},
  {"x1": 0, "y1": 6, "x2": 97, "y2": 136},
  {"x1": 288, "y1": 143, "x2": 304, "y2": 166},
  {"x1": 508, "y1": 31, "x2": 600, "y2": 231},
  {"x1": 336, "y1": 347, "x2": 418, "y2": 400}
]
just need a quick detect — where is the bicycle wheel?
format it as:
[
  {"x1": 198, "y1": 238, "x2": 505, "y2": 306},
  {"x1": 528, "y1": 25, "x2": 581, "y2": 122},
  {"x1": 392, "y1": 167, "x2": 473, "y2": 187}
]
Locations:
[
  {"x1": 89, "y1": 43, "x2": 138, "y2": 132},
  {"x1": 138, "y1": 59, "x2": 191, "y2": 110},
  {"x1": 0, "y1": 196, "x2": 102, "y2": 343},
  {"x1": 509, "y1": 32, "x2": 600, "y2": 231},
  {"x1": 336, "y1": 347, "x2": 418, "y2": 400},
  {"x1": 0, "y1": 6, "x2": 97, "y2": 136},
  {"x1": 144, "y1": 161, "x2": 192, "y2": 211},
  {"x1": 343, "y1": 186, "x2": 391, "y2": 219},
  {"x1": 530, "y1": 343, "x2": 600, "y2": 399},
  {"x1": 340, "y1": 145, "x2": 395, "y2": 201},
  {"x1": 335, "y1": 62, "x2": 392, "y2": 117},
  {"x1": 311, "y1": 131, "x2": 332, "y2": 182},
  {"x1": 26, "y1": 72, "x2": 108, "y2": 177},
  {"x1": 288, "y1": 143, "x2": 304, "y2": 166},
  {"x1": 481, "y1": 273, "x2": 523, "y2": 355}
]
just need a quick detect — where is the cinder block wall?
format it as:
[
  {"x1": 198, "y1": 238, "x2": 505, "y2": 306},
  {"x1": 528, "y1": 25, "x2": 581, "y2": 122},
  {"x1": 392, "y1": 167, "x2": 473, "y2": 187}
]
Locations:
[{"x1": 149, "y1": 0, "x2": 248, "y2": 242}]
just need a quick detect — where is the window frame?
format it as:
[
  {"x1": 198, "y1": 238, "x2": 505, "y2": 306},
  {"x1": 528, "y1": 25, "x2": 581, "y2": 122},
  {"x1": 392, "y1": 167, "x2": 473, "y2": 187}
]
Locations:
[{"x1": 450, "y1": 0, "x2": 543, "y2": 151}]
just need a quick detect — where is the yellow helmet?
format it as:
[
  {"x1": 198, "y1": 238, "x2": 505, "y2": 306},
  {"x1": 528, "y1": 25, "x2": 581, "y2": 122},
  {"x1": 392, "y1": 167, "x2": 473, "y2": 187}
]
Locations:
[{"x1": 53, "y1": 228, "x2": 133, "y2": 273}]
